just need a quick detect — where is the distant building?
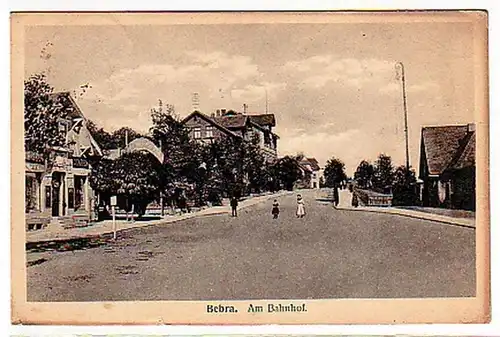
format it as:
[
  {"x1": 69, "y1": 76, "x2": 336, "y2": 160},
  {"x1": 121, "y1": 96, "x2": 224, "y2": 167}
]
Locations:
[
  {"x1": 182, "y1": 109, "x2": 279, "y2": 161},
  {"x1": 25, "y1": 92, "x2": 103, "y2": 230},
  {"x1": 299, "y1": 157, "x2": 322, "y2": 188},
  {"x1": 418, "y1": 123, "x2": 476, "y2": 210}
]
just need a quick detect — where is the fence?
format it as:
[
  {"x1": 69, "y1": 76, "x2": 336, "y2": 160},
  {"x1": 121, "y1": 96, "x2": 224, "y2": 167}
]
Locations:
[{"x1": 354, "y1": 188, "x2": 393, "y2": 207}]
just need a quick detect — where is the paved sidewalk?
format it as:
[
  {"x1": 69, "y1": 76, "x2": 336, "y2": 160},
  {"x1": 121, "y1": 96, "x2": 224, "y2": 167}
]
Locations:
[
  {"x1": 26, "y1": 190, "x2": 292, "y2": 244},
  {"x1": 332, "y1": 189, "x2": 475, "y2": 228}
]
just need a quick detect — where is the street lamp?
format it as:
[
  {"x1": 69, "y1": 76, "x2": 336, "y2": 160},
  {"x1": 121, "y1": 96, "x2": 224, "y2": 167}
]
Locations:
[{"x1": 395, "y1": 61, "x2": 410, "y2": 170}]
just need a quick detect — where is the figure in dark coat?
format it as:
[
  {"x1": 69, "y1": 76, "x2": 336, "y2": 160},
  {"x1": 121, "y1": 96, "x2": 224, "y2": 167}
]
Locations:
[
  {"x1": 333, "y1": 186, "x2": 340, "y2": 207},
  {"x1": 271, "y1": 200, "x2": 280, "y2": 219},
  {"x1": 230, "y1": 197, "x2": 238, "y2": 217}
]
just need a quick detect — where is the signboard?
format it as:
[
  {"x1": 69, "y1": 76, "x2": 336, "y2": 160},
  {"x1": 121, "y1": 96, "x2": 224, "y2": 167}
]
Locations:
[
  {"x1": 110, "y1": 196, "x2": 117, "y2": 206},
  {"x1": 25, "y1": 162, "x2": 45, "y2": 172}
]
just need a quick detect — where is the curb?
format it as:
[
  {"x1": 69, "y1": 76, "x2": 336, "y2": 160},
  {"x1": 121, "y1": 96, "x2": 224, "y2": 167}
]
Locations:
[
  {"x1": 26, "y1": 191, "x2": 290, "y2": 246},
  {"x1": 333, "y1": 205, "x2": 475, "y2": 229}
]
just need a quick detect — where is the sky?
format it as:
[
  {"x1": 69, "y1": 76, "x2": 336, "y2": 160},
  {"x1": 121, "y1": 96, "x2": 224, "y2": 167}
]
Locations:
[{"x1": 24, "y1": 18, "x2": 476, "y2": 175}]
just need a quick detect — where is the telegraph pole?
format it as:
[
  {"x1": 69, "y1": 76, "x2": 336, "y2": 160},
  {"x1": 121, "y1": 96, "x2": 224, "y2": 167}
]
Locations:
[{"x1": 396, "y1": 62, "x2": 410, "y2": 170}]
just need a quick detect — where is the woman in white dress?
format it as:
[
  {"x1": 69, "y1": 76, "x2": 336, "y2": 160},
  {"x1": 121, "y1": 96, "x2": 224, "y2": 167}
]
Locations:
[{"x1": 296, "y1": 194, "x2": 306, "y2": 218}]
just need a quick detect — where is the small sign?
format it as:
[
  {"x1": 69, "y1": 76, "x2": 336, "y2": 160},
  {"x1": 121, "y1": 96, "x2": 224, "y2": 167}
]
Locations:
[{"x1": 110, "y1": 196, "x2": 117, "y2": 206}]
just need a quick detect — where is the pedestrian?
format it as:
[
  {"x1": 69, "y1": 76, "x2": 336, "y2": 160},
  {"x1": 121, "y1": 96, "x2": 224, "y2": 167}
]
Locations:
[
  {"x1": 333, "y1": 185, "x2": 340, "y2": 207},
  {"x1": 352, "y1": 193, "x2": 359, "y2": 208},
  {"x1": 296, "y1": 194, "x2": 306, "y2": 218},
  {"x1": 272, "y1": 199, "x2": 280, "y2": 219},
  {"x1": 230, "y1": 196, "x2": 238, "y2": 217}
]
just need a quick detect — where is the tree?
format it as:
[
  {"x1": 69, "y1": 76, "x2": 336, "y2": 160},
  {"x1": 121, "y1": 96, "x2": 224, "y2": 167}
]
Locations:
[
  {"x1": 372, "y1": 154, "x2": 394, "y2": 193},
  {"x1": 86, "y1": 120, "x2": 116, "y2": 150},
  {"x1": 149, "y1": 103, "x2": 195, "y2": 181},
  {"x1": 24, "y1": 73, "x2": 71, "y2": 154},
  {"x1": 354, "y1": 160, "x2": 374, "y2": 189},
  {"x1": 392, "y1": 165, "x2": 419, "y2": 206},
  {"x1": 89, "y1": 151, "x2": 173, "y2": 217},
  {"x1": 242, "y1": 134, "x2": 266, "y2": 193},
  {"x1": 274, "y1": 155, "x2": 302, "y2": 191},
  {"x1": 323, "y1": 157, "x2": 347, "y2": 187}
]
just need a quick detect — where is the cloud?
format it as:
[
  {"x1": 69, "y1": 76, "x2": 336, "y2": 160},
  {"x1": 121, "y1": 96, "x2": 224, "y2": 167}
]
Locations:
[
  {"x1": 81, "y1": 51, "x2": 265, "y2": 131},
  {"x1": 231, "y1": 81, "x2": 286, "y2": 102},
  {"x1": 379, "y1": 81, "x2": 440, "y2": 94},
  {"x1": 285, "y1": 55, "x2": 395, "y2": 90}
]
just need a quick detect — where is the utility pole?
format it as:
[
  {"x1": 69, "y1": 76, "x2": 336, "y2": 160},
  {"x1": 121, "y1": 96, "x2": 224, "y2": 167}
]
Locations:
[{"x1": 396, "y1": 62, "x2": 410, "y2": 170}]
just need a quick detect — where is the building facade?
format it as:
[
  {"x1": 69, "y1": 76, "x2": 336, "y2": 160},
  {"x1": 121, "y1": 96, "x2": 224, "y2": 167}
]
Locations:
[
  {"x1": 418, "y1": 123, "x2": 476, "y2": 210},
  {"x1": 25, "y1": 92, "x2": 103, "y2": 230},
  {"x1": 182, "y1": 109, "x2": 279, "y2": 162},
  {"x1": 296, "y1": 157, "x2": 321, "y2": 189}
]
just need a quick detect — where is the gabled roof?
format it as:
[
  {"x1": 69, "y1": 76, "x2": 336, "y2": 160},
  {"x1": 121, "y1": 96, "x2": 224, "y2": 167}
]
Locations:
[
  {"x1": 248, "y1": 114, "x2": 276, "y2": 127},
  {"x1": 306, "y1": 157, "x2": 321, "y2": 171},
  {"x1": 447, "y1": 132, "x2": 475, "y2": 171},
  {"x1": 212, "y1": 114, "x2": 248, "y2": 129},
  {"x1": 181, "y1": 111, "x2": 242, "y2": 138},
  {"x1": 51, "y1": 91, "x2": 103, "y2": 157},
  {"x1": 421, "y1": 124, "x2": 474, "y2": 175}
]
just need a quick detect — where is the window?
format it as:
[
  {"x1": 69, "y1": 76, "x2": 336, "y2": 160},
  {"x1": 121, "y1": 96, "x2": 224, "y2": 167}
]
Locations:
[
  {"x1": 193, "y1": 127, "x2": 201, "y2": 139},
  {"x1": 205, "y1": 126, "x2": 214, "y2": 138}
]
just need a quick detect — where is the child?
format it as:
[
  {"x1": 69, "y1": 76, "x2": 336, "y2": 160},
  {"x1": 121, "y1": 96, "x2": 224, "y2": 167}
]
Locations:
[{"x1": 272, "y1": 199, "x2": 280, "y2": 219}]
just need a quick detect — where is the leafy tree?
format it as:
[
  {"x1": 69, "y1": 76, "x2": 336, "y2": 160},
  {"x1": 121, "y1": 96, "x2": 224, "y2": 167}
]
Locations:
[
  {"x1": 274, "y1": 155, "x2": 302, "y2": 191},
  {"x1": 354, "y1": 160, "x2": 374, "y2": 189},
  {"x1": 323, "y1": 157, "x2": 347, "y2": 187},
  {"x1": 149, "y1": 103, "x2": 195, "y2": 180},
  {"x1": 89, "y1": 151, "x2": 172, "y2": 217},
  {"x1": 24, "y1": 73, "x2": 71, "y2": 155},
  {"x1": 242, "y1": 134, "x2": 266, "y2": 193},
  {"x1": 372, "y1": 154, "x2": 394, "y2": 193},
  {"x1": 392, "y1": 165, "x2": 419, "y2": 206},
  {"x1": 86, "y1": 120, "x2": 116, "y2": 150}
]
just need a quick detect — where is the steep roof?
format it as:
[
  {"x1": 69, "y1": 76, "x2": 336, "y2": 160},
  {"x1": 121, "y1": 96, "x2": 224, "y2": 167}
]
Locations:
[
  {"x1": 306, "y1": 157, "x2": 321, "y2": 171},
  {"x1": 248, "y1": 114, "x2": 276, "y2": 127},
  {"x1": 50, "y1": 91, "x2": 103, "y2": 157},
  {"x1": 211, "y1": 114, "x2": 248, "y2": 128},
  {"x1": 447, "y1": 132, "x2": 475, "y2": 171},
  {"x1": 181, "y1": 111, "x2": 242, "y2": 138},
  {"x1": 421, "y1": 125, "x2": 473, "y2": 175}
]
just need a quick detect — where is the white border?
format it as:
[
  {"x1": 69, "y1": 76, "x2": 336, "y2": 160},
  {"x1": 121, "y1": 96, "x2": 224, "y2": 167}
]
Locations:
[{"x1": 3, "y1": 0, "x2": 498, "y2": 335}]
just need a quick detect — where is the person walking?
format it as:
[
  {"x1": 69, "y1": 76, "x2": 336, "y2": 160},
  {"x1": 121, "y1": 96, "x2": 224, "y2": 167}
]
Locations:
[
  {"x1": 271, "y1": 199, "x2": 280, "y2": 219},
  {"x1": 296, "y1": 194, "x2": 306, "y2": 218},
  {"x1": 333, "y1": 185, "x2": 340, "y2": 207},
  {"x1": 230, "y1": 196, "x2": 238, "y2": 217}
]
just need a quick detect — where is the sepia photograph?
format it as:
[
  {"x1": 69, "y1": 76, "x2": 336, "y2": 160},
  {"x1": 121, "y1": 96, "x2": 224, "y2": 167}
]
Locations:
[{"x1": 11, "y1": 11, "x2": 489, "y2": 324}]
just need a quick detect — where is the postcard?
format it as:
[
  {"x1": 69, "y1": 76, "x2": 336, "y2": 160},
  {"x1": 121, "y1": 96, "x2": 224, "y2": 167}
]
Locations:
[{"x1": 11, "y1": 11, "x2": 489, "y2": 324}]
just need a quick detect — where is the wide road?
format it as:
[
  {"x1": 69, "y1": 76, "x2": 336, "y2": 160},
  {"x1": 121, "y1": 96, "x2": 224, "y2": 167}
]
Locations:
[{"x1": 27, "y1": 189, "x2": 475, "y2": 301}]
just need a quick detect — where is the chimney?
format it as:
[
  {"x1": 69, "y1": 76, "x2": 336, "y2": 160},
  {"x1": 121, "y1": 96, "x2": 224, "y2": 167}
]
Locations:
[
  {"x1": 216, "y1": 109, "x2": 221, "y2": 117},
  {"x1": 210, "y1": 112, "x2": 215, "y2": 117},
  {"x1": 243, "y1": 103, "x2": 248, "y2": 114},
  {"x1": 467, "y1": 123, "x2": 475, "y2": 133},
  {"x1": 221, "y1": 109, "x2": 226, "y2": 115}
]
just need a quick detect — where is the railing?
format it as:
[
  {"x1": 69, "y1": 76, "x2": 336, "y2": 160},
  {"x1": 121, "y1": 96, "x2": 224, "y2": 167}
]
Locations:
[{"x1": 354, "y1": 188, "x2": 393, "y2": 207}]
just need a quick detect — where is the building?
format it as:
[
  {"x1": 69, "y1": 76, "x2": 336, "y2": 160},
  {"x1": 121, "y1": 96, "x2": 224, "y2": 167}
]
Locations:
[
  {"x1": 25, "y1": 92, "x2": 103, "y2": 230},
  {"x1": 418, "y1": 123, "x2": 476, "y2": 210},
  {"x1": 299, "y1": 157, "x2": 322, "y2": 188},
  {"x1": 182, "y1": 109, "x2": 279, "y2": 161}
]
